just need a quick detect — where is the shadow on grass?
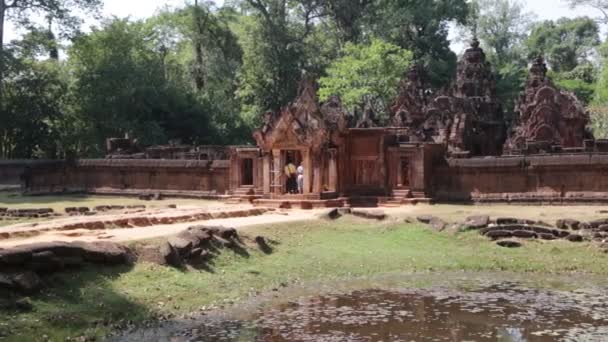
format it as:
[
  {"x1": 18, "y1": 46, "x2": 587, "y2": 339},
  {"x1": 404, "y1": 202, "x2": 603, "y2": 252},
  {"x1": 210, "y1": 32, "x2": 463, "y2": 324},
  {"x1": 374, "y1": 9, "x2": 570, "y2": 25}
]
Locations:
[
  {"x1": 0, "y1": 192, "x2": 91, "y2": 206},
  {"x1": 0, "y1": 264, "x2": 151, "y2": 341}
]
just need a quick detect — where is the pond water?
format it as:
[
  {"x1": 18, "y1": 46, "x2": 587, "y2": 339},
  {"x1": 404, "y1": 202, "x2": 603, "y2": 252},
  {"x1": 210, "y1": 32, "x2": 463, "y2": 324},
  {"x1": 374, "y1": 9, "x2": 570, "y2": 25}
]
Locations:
[{"x1": 112, "y1": 273, "x2": 608, "y2": 342}]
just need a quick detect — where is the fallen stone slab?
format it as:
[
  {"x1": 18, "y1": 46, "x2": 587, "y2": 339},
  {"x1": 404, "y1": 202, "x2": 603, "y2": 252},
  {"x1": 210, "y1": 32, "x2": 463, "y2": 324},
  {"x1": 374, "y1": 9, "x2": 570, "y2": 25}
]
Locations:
[
  {"x1": 486, "y1": 230, "x2": 512, "y2": 240},
  {"x1": 429, "y1": 217, "x2": 447, "y2": 232},
  {"x1": 416, "y1": 215, "x2": 435, "y2": 224},
  {"x1": 566, "y1": 234, "x2": 584, "y2": 242},
  {"x1": 324, "y1": 208, "x2": 342, "y2": 220},
  {"x1": 159, "y1": 242, "x2": 181, "y2": 267},
  {"x1": 11, "y1": 272, "x2": 42, "y2": 294},
  {"x1": 495, "y1": 217, "x2": 519, "y2": 225},
  {"x1": 0, "y1": 241, "x2": 132, "y2": 270},
  {"x1": 497, "y1": 240, "x2": 522, "y2": 248},
  {"x1": 168, "y1": 237, "x2": 195, "y2": 258},
  {"x1": 351, "y1": 210, "x2": 387, "y2": 221},
  {"x1": 512, "y1": 230, "x2": 537, "y2": 239},
  {"x1": 538, "y1": 233, "x2": 557, "y2": 240},
  {"x1": 464, "y1": 215, "x2": 490, "y2": 229},
  {"x1": 589, "y1": 219, "x2": 608, "y2": 229},
  {"x1": 556, "y1": 219, "x2": 581, "y2": 230}
]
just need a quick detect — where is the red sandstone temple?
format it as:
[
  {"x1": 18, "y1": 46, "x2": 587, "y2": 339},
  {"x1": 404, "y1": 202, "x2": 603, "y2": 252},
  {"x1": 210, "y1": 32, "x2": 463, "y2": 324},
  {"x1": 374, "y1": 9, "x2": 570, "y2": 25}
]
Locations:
[{"x1": 15, "y1": 42, "x2": 608, "y2": 207}]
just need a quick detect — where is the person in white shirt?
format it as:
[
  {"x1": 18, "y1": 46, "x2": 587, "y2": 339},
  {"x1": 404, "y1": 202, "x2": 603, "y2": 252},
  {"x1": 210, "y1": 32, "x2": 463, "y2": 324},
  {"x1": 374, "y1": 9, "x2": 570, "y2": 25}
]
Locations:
[{"x1": 297, "y1": 164, "x2": 304, "y2": 194}]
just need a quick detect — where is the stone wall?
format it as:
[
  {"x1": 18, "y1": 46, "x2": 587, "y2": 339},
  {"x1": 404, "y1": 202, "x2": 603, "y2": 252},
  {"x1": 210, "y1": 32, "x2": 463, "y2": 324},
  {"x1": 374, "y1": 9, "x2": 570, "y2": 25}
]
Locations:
[
  {"x1": 24, "y1": 159, "x2": 230, "y2": 196},
  {"x1": 0, "y1": 160, "x2": 59, "y2": 186},
  {"x1": 432, "y1": 154, "x2": 608, "y2": 203}
]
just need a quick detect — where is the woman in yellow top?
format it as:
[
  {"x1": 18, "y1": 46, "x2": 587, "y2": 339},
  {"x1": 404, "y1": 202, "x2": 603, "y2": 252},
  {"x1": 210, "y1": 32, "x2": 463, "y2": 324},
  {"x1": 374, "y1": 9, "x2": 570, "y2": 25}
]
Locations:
[{"x1": 284, "y1": 161, "x2": 297, "y2": 194}]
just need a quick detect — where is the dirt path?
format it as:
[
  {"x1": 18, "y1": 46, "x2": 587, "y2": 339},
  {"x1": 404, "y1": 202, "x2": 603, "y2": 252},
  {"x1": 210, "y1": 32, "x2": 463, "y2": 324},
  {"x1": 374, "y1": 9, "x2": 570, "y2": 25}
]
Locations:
[{"x1": 0, "y1": 208, "x2": 321, "y2": 247}]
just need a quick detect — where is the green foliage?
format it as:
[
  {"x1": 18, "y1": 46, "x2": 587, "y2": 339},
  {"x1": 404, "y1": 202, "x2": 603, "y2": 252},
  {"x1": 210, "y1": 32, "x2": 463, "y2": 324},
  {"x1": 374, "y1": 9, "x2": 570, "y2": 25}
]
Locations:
[
  {"x1": 591, "y1": 55, "x2": 608, "y2": 138},
  {"x1": 0, "y1": 57, "x2": 67, "y2": 158},
  {"x1": 68, "y1": 19, "x2": 217, "y2": 155},
  {"x1": 468, "y1": 0, "x2": 534, "y2": 66},
  {"x1": 318, "y1": 38, "x2": 412, "y2": 119},
  {"x1": 554, "y1": 76, "x2": 596, "y2": 105},
  {"x1": 368, "y1": 0, "x2": 469, "y2": 88},
  {"x1": 526, "y1": 17, "x2": 600, "y2": 73}
]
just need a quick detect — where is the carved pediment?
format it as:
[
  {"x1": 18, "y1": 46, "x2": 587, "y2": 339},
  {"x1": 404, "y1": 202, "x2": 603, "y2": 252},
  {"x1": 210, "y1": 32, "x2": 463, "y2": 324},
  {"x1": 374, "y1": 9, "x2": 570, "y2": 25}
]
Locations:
[
  {"x1": 253, "y1": 77, "x2": 338, "y2": 152},
  {"x1": 505, "y1": 56, "x2": 592, "y2": 152}
]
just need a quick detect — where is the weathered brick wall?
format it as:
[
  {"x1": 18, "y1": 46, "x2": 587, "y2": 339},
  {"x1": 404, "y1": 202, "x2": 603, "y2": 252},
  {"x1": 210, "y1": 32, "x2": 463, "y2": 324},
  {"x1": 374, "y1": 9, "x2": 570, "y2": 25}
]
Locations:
[
  {"x1": 24, "y1": 159, "x2": 230, "y2": 195},
  {"x1": 0, "y1": 160, "x2": 60, "y2": 186},
  {"x1": 432, "y1": 154, "x2": 608, "y2": 203}
]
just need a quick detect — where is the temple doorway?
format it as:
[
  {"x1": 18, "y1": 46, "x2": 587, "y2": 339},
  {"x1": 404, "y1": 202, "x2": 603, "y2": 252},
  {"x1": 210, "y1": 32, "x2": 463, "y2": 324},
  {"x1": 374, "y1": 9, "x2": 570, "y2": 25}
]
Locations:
[
  {"x1": 283, "y1": 150, "x2": 302, "y2": 194},
  {"x1": 240, "y1": 158, "x2": 254, "y2": 186},
  {"x1": 400, "y1": 158, "x2": 410, "y2": 187}
]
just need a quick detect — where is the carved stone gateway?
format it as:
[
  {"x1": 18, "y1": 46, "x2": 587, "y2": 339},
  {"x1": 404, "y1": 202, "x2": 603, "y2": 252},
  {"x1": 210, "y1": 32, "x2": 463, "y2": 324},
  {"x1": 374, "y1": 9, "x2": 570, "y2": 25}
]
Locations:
[
  {"x1": 505, "y1": 57, "x2": 592, "y2": 153},
  {"x1": 252, "y1": 79, "x2": 349, "y2": 197}
]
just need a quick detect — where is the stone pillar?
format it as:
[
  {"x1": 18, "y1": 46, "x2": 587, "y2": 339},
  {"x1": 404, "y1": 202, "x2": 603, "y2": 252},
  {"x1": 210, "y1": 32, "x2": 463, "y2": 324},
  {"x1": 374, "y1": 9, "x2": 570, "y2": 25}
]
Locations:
[
  {"x1": 303, "y1": 149, "x2": 312, "y2": 194},
  {"x1": 313, "y1": 151, "x2": 323, "y2": 194},
  {"x1": 262, "y1": 153, "x2": 271, "y2": 195},
  {"x1": 272, "y1": 149, "x2": 282, "y2": 195},
  {"x1": 328, "y1": 148, "x2": 338, "y2": 192}
]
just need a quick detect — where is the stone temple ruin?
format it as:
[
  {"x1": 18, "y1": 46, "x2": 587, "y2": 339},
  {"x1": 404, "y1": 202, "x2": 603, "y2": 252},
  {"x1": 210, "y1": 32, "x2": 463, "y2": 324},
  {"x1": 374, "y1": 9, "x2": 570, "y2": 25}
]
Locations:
[{"x1": 14, "y1": 40, "x2": 608, "y2": 208}]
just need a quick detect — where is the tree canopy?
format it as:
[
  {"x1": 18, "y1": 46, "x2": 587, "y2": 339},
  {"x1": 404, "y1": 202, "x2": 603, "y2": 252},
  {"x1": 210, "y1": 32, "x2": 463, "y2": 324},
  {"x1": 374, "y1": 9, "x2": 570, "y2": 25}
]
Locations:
[
  {"x1": 318, "y1": 38, "x2": 412, "y2": 120},
  {"x1": 3, "y1": 0, "x2": 608, "y2": 158}
]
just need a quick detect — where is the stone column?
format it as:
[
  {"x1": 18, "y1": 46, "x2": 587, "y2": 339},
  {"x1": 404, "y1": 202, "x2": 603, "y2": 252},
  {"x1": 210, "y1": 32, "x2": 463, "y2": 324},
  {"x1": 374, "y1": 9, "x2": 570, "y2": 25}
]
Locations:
[
  {"x1": 313, "y1": 150, "x2": 323, "y2": 194},
  {"x1": 328, "y1": 148, "x2": 338, "y2": 192},
  {"x1": 262, "y1": 153, "x2": 271, "y2": 195},
  {"x1": 303, "y1": 149, "x2": 311, "y2": 194},
  {"x1": 272, "y1": 149, "x2": 282, "y2": 195}
]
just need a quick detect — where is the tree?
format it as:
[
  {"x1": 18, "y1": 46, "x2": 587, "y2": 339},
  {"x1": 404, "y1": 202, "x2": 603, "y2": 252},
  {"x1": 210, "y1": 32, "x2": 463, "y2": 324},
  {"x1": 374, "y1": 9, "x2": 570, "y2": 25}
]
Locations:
[
  {"x1": 318, "y1": 38, "x2": 412, "y2": 121},
  {"x1": 0, "y1": 55, "x2": 67, "y2": 158},
  {"x1": 367, "y1": 0, "x2": 470, "y2": 88},
  {"x1": 567, "y1": 0, "x2": 608, "y2": 23},
  {"x1": 319, "y1": 0, "x2": 372, "y2": 43},
  {"x1": 526, "y1": 17, "x2": 599, "y2": 73},
  {"x1": 467, "y1": 0, "x2": 534, "y2": 67},
  {"x1": 235, "y1": 0, "x2": 325, "y2": 123},
  {"x1": 67, "y1": 19, "x2": 218, "y2": 156},
  {"x1": 0, "y1": 0, "x2": 101, "y2": 96}
]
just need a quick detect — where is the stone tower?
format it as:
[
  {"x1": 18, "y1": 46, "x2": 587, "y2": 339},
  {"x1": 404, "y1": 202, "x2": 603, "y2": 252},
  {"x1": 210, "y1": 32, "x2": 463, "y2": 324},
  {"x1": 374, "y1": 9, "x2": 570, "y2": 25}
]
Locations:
[{"x1": 504, "y1": 56, "x2": 591, "y2": 153}]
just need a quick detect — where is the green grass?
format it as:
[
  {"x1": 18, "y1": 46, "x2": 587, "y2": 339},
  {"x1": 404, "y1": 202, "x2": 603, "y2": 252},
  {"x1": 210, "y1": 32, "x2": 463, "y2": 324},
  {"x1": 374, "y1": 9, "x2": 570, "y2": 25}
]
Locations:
[
  {"x1": 0, "y1": 192, "x2": 222, "y2": 212},
  {"x1": 2, "y1": 216, "x2": 608, "y2": 341}
]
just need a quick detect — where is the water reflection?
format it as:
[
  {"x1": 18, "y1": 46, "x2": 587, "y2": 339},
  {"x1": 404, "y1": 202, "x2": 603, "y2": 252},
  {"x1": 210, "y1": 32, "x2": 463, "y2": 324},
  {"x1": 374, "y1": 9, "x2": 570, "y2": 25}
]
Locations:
[{"x1": 113, "y1": 280, "x2": 608, "y2": 342}]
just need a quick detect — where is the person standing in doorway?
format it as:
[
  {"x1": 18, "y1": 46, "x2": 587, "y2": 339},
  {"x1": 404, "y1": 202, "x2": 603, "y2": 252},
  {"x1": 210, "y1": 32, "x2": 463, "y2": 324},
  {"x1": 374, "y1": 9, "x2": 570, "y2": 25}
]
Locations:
[
  {"x1": 284, "y1": 158, "x2": 297, "y2": 194},
  {"x1": 297, "y1": 163, "x2": 304, "y2": 194}
]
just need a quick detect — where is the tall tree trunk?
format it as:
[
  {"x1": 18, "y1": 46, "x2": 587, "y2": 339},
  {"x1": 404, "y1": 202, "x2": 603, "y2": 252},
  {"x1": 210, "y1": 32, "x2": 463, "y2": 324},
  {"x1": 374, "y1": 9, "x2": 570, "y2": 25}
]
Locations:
[
  {"x1": 193, "y1": 0, "x2": 206, "y2": 91},
  {"x1": 0, "y1": 0, "x2": 5, "y2": 101}
]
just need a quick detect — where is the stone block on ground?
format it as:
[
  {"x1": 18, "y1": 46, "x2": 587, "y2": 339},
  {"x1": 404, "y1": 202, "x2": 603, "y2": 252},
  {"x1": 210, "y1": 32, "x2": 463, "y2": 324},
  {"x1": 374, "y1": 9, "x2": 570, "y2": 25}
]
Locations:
[
  {"x1": 589, "y1": 219, "x2": 608, "y2": 229},
  {"x1": 497, "y1": 240, "x2": 522, "y2": 248},
  {"x1": 556, "y1": 219, "x2": 581, "y2": 230},
  {"x1": 416, "y1": 215, "x2": 435, "y2": 224},
  {"x1": 324, "y1": 208, "x2": 342, "y2": 220},
  {"x1": 486, "y1": 230, "x2": 512, "y2": 240},
  {"x1": 495, "y1": 217, "x2": 519, "y2": 225},
  {"x1": 351, "y1": 210, "x2": 387, "y2": 220},
  {"x1": 11, "y1": 272, "x2": 42, "y2": 294},
  {"x1": 538, "y1": 233, "x2": 557, "y2": 240},
  {"x1": 512, "y1": 230, "x2": 537, "y2": 239},
  {"x1": 137, "y1": 245, "x2": 165, "y2": 265},
  {"x1": 429, "y1": 217, "x2": 447, "y2": 232},
  {"x1": 168, "y1": 237, "x2": 194, "y2": 257},
  {"x1": 159, "y1": 242, "x2": 181, "y2": 267},
  {"x1": 566, "y1": 234, "x2": 584, "y2": 242},
  {"x1": 464, "y1": 215, "x2": 490, "y2": 229}
]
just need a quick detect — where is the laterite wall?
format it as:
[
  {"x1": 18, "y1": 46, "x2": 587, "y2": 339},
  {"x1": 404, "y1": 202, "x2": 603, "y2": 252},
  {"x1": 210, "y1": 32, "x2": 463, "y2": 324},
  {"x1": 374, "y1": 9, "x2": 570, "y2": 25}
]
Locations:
[
  {"x1": 24, "y1": 159, "x2": 230, "y2": 195},
  {"x1": 432, "y1": 154, "x2": 608, "y2": 203}
]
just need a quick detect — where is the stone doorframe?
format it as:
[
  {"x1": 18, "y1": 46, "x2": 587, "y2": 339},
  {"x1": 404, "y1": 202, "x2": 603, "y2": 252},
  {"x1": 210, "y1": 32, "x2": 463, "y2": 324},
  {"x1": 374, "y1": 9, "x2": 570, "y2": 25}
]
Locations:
[{"x1": 230, "y1": 148, "x2": 261, "y2": 191}]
